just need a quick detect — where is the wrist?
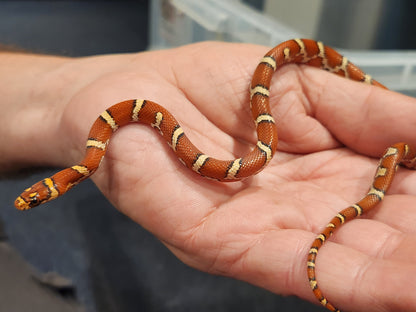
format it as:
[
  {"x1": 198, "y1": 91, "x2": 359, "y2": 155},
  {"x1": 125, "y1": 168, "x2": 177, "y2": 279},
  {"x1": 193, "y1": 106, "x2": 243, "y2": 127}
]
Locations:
[{"x1": 0, "y1": 52, "x2": 71, "y2": 170}]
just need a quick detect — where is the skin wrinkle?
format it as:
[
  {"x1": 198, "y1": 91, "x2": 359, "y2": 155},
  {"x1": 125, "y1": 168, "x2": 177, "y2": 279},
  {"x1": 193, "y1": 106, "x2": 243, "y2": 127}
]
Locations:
[
  {"x1": 162, "y1": 45, "x2": 256, "y2": 160},
  {"x1": 250, "y1": 185, "x2": 306, "y2": 230},
  {"x1": 375, "y1": 230, "x2": 404, "y2": 259},
  {"x1": 350, "y1": 257, "x2": 413, "y2": 312},
  {"x1": 302, "y1": 67, "x2": 327, "y2": 119},
  {"x1": 271, "y1": 68, "x2": 339, "y2": 153},
  {"x1": 273, "y1": 151, "x2": 339, "y2": 186},
  {"x1": 394, "y1": 172, "x2": 416, "y2": 195},
  {"x1": 183, "y1": 185, "x2": 295, "y2": 277},
  {"x1": 183, "y1": 115, "x2": 241, "y2": 160},
  {"x1": 295, "y1": 117, "x2": 332, "y2": 149},
  {"x1": 282, "y1": 65, "x2": 318, "y2": 117},
  {"x1": 166, "y1": 53, "x2": 188, "y2": 102},
  {"x1": 300, "y1": 68, "x2": 347, "y2": 149},
  {"x1": 285, "y1": 149, "x2": 344, "y2": 184},
  {"x1": 280, "y1": 240, "x2": 298, "y2": 294},
  {"x1": 364, "y1": 89, "x2": 416, "y2": 152},
  {"x1": 295, "y1": 66, "x2": 316, "y2": 118},
  {"x1": 227, "y1": 228, "x2": 282, "y2": 281},
  {"x1": 146, "y1": 181, "x2": 218, "y2": 236},
  {"x1": 350, "y1": 87, "x2": 375, "y2": 147},
  {"x1": 366, "y1": 195, "x2": 416, "y2": 233},
  {"x1": 159, "y1": 178, "x2": 251, "y2": 266},
  {"x1": 304, "y1": 67, "x2": 367, "y2": 146},
  {"x1": 283, "y1": 152, "x2": 368, "y2": 231},
  {"x1": 381, "y1": 230, "x2": 416, "y2": 263},
  {"x1": 245, "y1": 229, "x2": 310, "y2": 296},
  {"x1": 349, "y1": 257, "x2": 375, "y2": 310},
  {"x1": 222, "y1": 52, "x2": 260, "y2": 142},
  {"x1": 330, "y1": 219, "x2": 393, "y2": 256},
  {"x1": 175, "y1": 214, "x2": 217, "y2": 258},
  {"x1": 215, "y1": 236, "x2": 253, "y2": 277},
  {"x1": 303, "y1": 190, "x2": 341, "y2": 233},
  {"x1": 281, "y1": 66, "x2": 332, "y2": 151},
  {"x1": 303, "y1": 72, "x2": 345, "y2": 149},
  {"x1": 288, "y1": 231, "x2": 313, "y2": 292},
  {"x1": 176, "y1": 209, "x2": 240, "y2": 275},
  {"x1": 274, "y1": 90, "x2": 300, "y2": 136},
  {"x1": 324, "y1": 77, "x2": 387, "y2": 155},
  {"x1": 324, "y1": 243, "x2": 364, "y2": 309},
  {"x1": 332, "y1": 165, "x2": 372, "y2": 204},
  {"x1": 183, "y1": 44, "x2": 259, "y2": 144}
]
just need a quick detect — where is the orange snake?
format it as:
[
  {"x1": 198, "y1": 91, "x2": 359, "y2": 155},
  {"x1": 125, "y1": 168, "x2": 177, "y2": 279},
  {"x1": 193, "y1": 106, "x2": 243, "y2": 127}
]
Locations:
[{"x1": 14, "y1": 39, "x2": 416, "y2": 311}]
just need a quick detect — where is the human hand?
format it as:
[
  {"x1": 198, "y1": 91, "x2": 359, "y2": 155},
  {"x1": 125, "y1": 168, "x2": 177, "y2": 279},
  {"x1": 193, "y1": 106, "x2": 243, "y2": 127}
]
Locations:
[{"x1": 8, "y1": 42, "x2": 416, "y2": 311}]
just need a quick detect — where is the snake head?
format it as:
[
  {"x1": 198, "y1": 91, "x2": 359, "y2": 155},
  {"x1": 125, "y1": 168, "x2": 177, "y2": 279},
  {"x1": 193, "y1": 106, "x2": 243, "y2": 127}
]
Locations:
[{"x1": 14, "y1": 179, "x2": 55, "y2": 210}]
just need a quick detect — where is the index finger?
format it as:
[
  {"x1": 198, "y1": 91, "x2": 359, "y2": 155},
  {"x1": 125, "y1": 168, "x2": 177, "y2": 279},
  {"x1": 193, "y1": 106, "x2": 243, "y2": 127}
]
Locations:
[{"x1": 300, "y1": 66, "x2": 416, "y2": 157}]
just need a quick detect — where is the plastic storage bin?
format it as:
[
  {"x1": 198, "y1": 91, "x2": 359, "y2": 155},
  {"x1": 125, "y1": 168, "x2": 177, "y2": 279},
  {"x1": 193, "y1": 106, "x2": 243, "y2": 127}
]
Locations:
[
  {"x1": 150, "y1": 0, "x2": 416, "y2": 94},
  {"x1": 149, "y1": 0, "x2": 301, "y2": 48}
]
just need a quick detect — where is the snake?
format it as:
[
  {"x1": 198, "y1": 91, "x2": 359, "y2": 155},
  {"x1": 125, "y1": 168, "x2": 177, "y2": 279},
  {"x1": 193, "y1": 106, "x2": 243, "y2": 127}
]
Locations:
[{"x1": 14, "y1": 38, "x2": 416, "y2": 311}]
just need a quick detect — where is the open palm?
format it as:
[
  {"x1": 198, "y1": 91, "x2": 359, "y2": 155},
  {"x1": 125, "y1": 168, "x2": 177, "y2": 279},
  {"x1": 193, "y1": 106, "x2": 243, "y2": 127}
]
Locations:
[{"x1": 55, "y1": 42, "x2": 416, "y2": 311}]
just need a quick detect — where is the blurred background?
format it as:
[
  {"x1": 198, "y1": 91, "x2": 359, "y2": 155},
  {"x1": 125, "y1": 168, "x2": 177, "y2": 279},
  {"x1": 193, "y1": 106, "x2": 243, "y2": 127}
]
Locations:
[{"x1": 0, "y1": 1, "x2": 415, "y2": 311}]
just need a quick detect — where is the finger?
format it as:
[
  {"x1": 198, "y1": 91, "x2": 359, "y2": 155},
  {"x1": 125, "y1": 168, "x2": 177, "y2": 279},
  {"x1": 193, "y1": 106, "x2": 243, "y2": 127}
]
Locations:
[
  {"x1": 305, "y1": 200, "x2": 416, "y2": 311},
  {"x1": 299, "y1": 66, "x2": 416, "y2": 156},
  {"x1": 324, "y1": 215, "x2": 416, "y2": 262},
  {"x1": 211, "y1": 219, "x2": 416, "y2": 312},
  {"x1": 355, "y1": 258, "x2": 416, "y2": 311},
  {"x1": 206, "y1": 226, "x2": 403, "y2": 312},
  {"x1": 364, "y1": 195, "x2": 416, "y2": 234},
  {"x1": 169, "y1": 42, "x2": 269, "y2": 145},
  {"x1": 309, "y1": 239, "x2": 416, "y2": 312}
]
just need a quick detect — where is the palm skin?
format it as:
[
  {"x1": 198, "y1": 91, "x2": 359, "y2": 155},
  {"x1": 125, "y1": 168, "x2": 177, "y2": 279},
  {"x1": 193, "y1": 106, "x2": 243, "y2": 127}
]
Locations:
[{"x1": 48, "y1": 42, "x2": 416, "y2": 311}]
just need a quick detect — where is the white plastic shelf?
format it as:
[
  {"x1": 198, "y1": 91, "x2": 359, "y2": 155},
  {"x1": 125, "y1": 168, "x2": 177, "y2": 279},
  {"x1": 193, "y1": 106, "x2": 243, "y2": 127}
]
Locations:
[{"x1": 150, "y1": 0, "x2": 416, "y2": 93}]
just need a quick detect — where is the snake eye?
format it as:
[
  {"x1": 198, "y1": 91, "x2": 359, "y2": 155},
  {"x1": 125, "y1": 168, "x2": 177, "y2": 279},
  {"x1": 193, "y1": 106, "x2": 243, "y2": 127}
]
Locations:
[{"x1": 29, "y1": 195, "x2": 40, "y2": 206}]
